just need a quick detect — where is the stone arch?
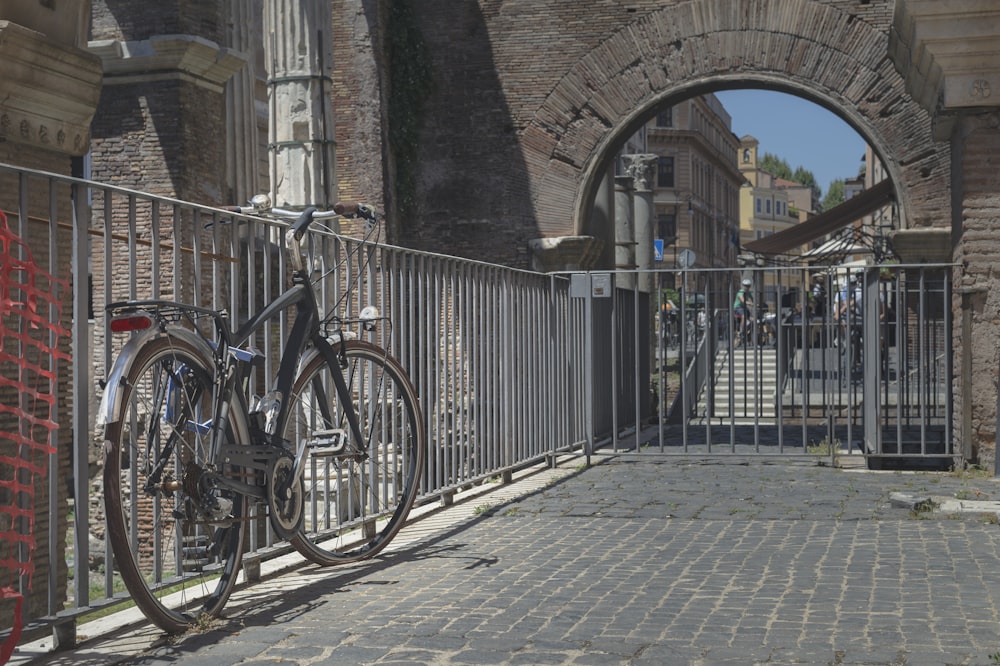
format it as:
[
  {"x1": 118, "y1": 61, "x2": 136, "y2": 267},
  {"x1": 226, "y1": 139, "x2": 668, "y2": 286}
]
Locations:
[{"x1": 519, "y1": 0, "x2": 950, "y2": 241}]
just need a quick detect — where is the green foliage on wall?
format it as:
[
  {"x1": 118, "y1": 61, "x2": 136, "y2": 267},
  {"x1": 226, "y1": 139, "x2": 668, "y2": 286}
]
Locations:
[{"x1": 387, "y1": 0, "x2": 433, "y2": 221}]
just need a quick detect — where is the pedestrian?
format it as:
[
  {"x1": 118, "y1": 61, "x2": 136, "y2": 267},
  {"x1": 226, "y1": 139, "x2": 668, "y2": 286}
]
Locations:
[
  {"x1": 811, "y1": 274, "x2": 826, "y2": 320},
  {"x1": 836, "y1": 269, "x2": 885, "y2": 379},
  {"x1": 734, "y1": 278, "x2": 753, "y2": 345}
]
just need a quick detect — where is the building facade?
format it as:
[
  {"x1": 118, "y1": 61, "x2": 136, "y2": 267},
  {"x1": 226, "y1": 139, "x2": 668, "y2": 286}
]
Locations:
[
  {"x1": 737, "y1": 136, "x2": 801, "y2": 253},
  {"x1": 644, "y1": 95, "x2": 742, "y2": 297}
]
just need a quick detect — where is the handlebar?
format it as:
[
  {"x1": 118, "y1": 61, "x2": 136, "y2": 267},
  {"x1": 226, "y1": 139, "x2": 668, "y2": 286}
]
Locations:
[{"x1": 220, "y1": 194, "x2": 379, "y2": 274}]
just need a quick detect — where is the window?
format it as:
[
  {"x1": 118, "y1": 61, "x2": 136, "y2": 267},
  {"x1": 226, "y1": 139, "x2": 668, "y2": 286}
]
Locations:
[
  {"x1": 655, "y1": 108, "x2": 673, "y2": 128},
  {"x1": 657, "y1": 156, "x2": 675, "y2": 188},
  {"x1": 743, "y1": 148, "x2": 751, "y2": 163},
  {"x1": 766, "y1": 199, "x2": 772, "y2": 215},
  {"x1": 755, "y1": 198, "x2": 761, "y2": 214},
  {"x1": 657, "y1": 214, "x2": 676, "y2": 241}
]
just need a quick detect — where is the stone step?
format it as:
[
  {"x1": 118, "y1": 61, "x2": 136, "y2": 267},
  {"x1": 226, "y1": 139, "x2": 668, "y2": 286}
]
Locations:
[{"x1": 698, "y1": 348, "x2": 780, "y2": 418}]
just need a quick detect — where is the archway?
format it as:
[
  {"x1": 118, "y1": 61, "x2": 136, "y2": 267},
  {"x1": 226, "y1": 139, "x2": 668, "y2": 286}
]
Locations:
[{"x1": 516, "y1": 0, "x2": 949, "y2": 244}]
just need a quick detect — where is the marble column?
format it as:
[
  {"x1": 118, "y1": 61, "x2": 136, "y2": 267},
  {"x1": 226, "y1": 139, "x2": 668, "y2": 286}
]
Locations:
[
  {"x1": 614, "y1": 174, "x2": 635, "y2": 290},
  {"x1": 623, "y1": 154, "x2": 658, "y2": 293},
  {"x1": 264, "y1": 0, "x2": 336, "y2": 210}
]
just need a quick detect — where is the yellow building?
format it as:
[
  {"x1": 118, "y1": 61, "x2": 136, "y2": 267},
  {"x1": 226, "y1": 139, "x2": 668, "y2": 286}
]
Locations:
[
  {"x1": 736, "y1": 135, "x2": 810, "y2": 309},
  {"x1": 737, "y1": 136, "x2": 802, "y2": 251}
]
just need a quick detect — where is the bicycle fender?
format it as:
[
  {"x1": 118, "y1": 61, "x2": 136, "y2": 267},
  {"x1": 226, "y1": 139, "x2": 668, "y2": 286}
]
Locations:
[{"x1": 97, "y1": 327, "x2": 216, "y2": 428}]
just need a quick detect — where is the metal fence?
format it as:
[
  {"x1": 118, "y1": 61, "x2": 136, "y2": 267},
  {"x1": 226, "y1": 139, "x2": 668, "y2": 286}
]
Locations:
[
  {"x1": 569, "y1": 264, "x2": 954, "y2": 468},
  {"x1": 0, "y1": 162, "x2": 957, "y2": 648},
  {"x1": 0, "y1": 163, "x2": 589, "y2": 646}
]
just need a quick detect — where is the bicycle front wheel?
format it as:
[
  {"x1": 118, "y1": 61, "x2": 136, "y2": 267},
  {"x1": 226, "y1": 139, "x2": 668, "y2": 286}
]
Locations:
[
  {"x1": 287, "y1": 340, "x2": 425, "y2": 565},
  {"x1": 102, "y1": 333, "x2": 247, "y2": 633}
]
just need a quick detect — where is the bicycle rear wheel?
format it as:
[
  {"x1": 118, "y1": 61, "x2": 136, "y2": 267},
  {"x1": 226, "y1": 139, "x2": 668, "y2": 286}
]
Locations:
[
  {"x1": 102, "y1": 334, "x2": 247, "y2": 633},
  {"x1": 287, "y1": 340, "x2": 425, "y2": 565}
]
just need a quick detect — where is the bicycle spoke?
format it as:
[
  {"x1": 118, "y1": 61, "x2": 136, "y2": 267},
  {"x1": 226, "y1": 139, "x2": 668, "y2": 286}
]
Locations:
[{"x1": 103, "y1": 335, "x2": 246, "y2": 633}]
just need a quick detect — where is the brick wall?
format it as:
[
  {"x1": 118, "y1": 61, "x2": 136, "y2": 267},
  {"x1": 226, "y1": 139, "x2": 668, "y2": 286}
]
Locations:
[
  {"x1": 365, "y1": 0, "x2": 948, "y2": 273},
  {"x1": 954, "y1": 110, "x2": 1000, "y2": 469},
  {"x1": 91, "y1": 0, "x2": 224, "y2": 42}
]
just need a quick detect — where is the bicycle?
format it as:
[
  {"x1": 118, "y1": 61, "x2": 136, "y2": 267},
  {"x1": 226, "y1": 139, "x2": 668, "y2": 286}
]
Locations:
[
  {"x1": 97, "y1": 195, "x2": 426, "y2": 633},
  {"x1": 661, "y1": 311, "x2": 678, "y2": 350}
]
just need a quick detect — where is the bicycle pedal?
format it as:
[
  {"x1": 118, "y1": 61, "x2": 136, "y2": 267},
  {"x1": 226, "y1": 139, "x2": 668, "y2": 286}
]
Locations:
[{"x1": 307, "y1": 428, "x2": 348, "y2": 457}]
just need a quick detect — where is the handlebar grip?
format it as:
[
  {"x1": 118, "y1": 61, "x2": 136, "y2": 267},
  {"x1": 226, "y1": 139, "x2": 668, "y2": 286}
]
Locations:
[
  {"x1": 333, "y1": 201, "x2": 376, "y2": 220},
  {"x1": 289, "y1": 206, "x2": 318, "y2": 239},
  {"x1": 219, "y1": 205, "x2": 246, "y2": 214},
  {"x1": 333, "y1": 201, "x2": 360, "y2": 216}
]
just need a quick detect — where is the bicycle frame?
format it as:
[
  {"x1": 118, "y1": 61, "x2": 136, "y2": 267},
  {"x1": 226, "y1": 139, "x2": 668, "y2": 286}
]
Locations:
[
  {"x1": 99, "y1": 269, "x2": 366, "y2": 508},
  {"x1": 215, "y1": 270, "x2": 366, "y2": 497}
]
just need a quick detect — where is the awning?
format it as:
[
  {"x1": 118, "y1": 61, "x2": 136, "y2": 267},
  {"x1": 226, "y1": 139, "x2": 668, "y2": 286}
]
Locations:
[
  {"x1": 743, "y1": 179, "x2": 894, "y2": 256},
  {"x1": 802, "y1": 228, "x2": 871, "y2": 259}
]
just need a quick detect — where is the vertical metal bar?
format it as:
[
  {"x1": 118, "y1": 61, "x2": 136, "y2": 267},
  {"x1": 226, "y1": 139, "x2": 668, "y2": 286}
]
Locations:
[
  {"x1": 492, "y1": 267, "x2": 501, "y2": 472},
  {"x1": 190, "y1": 206, "x2": 203, "y2": 308},
  {"x1": 102, "y1": 188, "x2": 115, "y2": 597},
  {"x1": 677, "y1": 266, "x2": 689, "y2": 451},
  {"x1": 70, "y1": 181, "x2": 90, "y2": 618},
  {"x1": 584, "y1": 274, "x2": 594, "y2": 463},
  {"x1": 502, "y1": 271, "x2": 513, "y2": 470},
  {"x1": 918, "y1": 269, "x2": 927, "y2": 454},
  {"x1": 13, "y1": 173, "x2": 30, "y2": 599},
  {"x1": 523, "y1": 276, "x2": 530, "y2": 460},
  {"x1": 150, "y1": 205, "x2": 160, "y2": 300},
  {"x1": 473, "y1": 263, "x2": 484, "y2": 476},
  {"x1": 654, "y1": 272, "x2": 664, "y2": 452},
  {"x1": 458, "y1": 262, "x2": 468, "y2": 478},
  {"x1": 633, "y1": 278, "x2": 641, "y2": 452},
  {"x1": 703, "y1": 276, "x2": 713, "y2": 452},
  {"x1": 776, "y1": 268, "x2": 785, "y2": 452},
  {"x1": 480, "y1": 264, "x2": 490, "y2": 473},
  {"x1": 172, "y1": 203, "x2": 181, "y2": 311},
  {"x1": 727, "y1": 279, "x2": 735, "y2": 452},
  {"x1": 862, "y1": 268, "x2": 880, "y2": 456},
  {"x1": 550, "y1": 278, "x2": 559, "y2": 455},
  {"x1": 127, "y1": 196, "x2": 137, "y2": 301},
  {"x1": 420, "y1": 255, "x2": 434, "y2": 488},
  {"x1": 944, "y1": 267, "x2": 953, "y2": 457},
  {"x1": 45, "y1": 182, "x2": 59, "y2": 620}
]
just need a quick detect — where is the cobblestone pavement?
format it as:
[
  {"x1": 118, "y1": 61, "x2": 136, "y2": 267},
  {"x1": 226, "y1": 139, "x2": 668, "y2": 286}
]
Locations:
[{"x1": 14, "y1": 455, "x2": 1000, "y2": 665}]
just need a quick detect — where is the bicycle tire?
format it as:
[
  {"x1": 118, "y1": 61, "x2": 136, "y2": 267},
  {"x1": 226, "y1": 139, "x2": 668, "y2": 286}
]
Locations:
[
  {"x1": 102, "y1": 333, "x2": 247, "y2": 633},
  {"x1": 287, "y1": 340, "x2": 425, "y2": 565}
]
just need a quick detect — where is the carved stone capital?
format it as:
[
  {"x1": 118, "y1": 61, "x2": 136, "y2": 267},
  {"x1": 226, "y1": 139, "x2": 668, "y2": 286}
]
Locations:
[
  {"x1": 621, "y1": 154, "x2": 659, "y2": 193},
  {"x1": 528, "y1": 236, "x2": 604, "y2": 272},
  {"x1": 0, "y1": 21, "x2": 102, "y2": 156},
  {"x1": 890, "y1": 1, "x2": 1000, "y2": 112}
]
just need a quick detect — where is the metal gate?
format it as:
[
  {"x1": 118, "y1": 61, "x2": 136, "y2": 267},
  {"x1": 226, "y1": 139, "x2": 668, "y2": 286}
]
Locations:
[{"x1": 567, "y1": 264, "x2": 953, "y2": 469}]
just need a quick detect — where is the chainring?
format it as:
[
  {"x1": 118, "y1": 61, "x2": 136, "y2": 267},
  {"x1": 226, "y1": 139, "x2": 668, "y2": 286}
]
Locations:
[{"x1": 267, "y1": 454, "x2": 304, "y2": 540}]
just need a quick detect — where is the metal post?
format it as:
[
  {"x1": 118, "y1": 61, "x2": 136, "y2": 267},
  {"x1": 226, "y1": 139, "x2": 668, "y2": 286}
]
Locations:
[{"x1": 862, "y1": 267, "x2": 881, "y2": 455}]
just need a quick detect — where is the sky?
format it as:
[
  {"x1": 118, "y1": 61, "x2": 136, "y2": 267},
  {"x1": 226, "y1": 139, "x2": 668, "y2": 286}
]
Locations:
[{"x1": 714, "y1": 89, "x2": 867, "y2": 198}]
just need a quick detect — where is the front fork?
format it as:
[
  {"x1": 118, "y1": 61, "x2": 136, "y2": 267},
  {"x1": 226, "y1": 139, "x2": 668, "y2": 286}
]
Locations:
[{"x1": 289, "y1": 336, "x2": 368, "y2": 490}]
